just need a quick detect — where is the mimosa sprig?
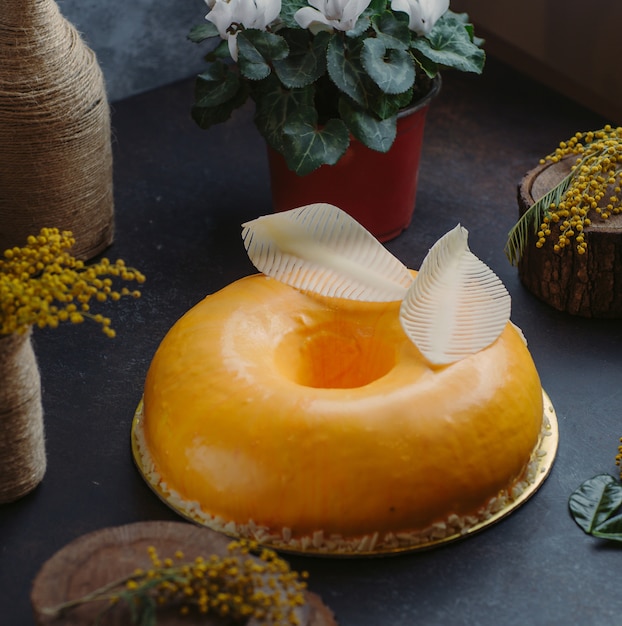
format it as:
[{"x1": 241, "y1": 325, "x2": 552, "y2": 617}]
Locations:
[
  {"x1": 42, "y1": 540, "x2": 308, "y2": 626},
  {"x1": 0, "y1": 228, "x2": 145, "y2": 337},
  {"x1": 506, "y1": 125, "x2": 622, "y2": 265}
]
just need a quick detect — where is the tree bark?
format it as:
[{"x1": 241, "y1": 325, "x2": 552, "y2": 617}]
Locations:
[{"x1": 517, "y1": 158, "x2": 622, "y2": 318}]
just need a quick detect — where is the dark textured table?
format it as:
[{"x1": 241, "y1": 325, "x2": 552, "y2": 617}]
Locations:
[{"x1": 2, "y1": 56, "x2": 622, "y2": 625}]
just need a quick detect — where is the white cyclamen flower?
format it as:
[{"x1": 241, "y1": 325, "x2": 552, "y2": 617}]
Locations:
[
  {"x1": 390, "y1": 0, "x2": 449, "y2": 36},
  {"x1": 205, "y1": 0, "x2": 281, "y2": 61},
  {"x1": 294, "y1": 0, "x2": 372, "y2": 33}
]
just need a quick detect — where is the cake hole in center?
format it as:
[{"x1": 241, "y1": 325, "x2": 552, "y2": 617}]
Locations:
[{"x1": 276, "y1": 321, "x2": 395, "y2": 389}]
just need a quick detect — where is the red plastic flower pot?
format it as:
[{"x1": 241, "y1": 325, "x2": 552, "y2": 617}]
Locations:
[{"x1": 267, "y1": 77, "x2": 441, "y2": 242}]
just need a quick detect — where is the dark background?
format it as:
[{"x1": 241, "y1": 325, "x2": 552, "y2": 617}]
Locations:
[{"x1": 2, "y1": 56, "x2": 622, "y2": 624}]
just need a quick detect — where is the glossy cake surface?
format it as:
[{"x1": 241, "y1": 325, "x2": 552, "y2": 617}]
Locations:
[{"x1": 141, "y1": 273, "x2": 544, "y2": 549}]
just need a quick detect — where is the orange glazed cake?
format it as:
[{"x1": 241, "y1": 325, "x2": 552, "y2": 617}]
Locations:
[{"x1": 134, "y1": 205, "x2": 555, "y2": 555}]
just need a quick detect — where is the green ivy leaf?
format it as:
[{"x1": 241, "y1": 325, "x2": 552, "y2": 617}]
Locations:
[
  {"x1": 326, "y1": 35, "x2": 369, "y2": 107},
  {"x1": 191, "y1": 89, "x2": 249, "y2": 128},
  {"x1": 192, "y1": 63, "x2": 249, "y2": 128},
  {"x1": 273, "y1": 29, "x2": 329, "y2": 88},
  {"x1": 451, "y1": 11, "x2": 485, "y2": 47},
  {"x1": 592, "y1": 513, "x2": 622, "y2": 540},
  {"x1": 569, "y1": 474, "x2": 622, "y2": 539},
  {"x1": 345, "y1": 14, "x2": 372, "y2": 38},
  {"x1": 188, "y1": 22, "x2": 220, "y2": 43},
  {"x1": 339, "y1": 99, "x2": 396, "y2": 153},
  {"x1": 371, "y1": 11, "x2": 411, "y2": 50},
  {"x1": 415, "y1": 54, "x2": 439, "y2": 79},
  {"x1": 280, "y1": 0, "x2": 311, "y2": 28},
  {"x1": 207, "y1": 39, "x2": 234, "y2": 61},
  {"x1": 282, "y1": 107, "x2": 350, "y2": 175},
  {"x1": 252, "y1": 76, "x2": 315, "y2": 152},
  {"x1": 412, "y1": 12, "x2": 485, "y2": 74},
  {"x1": 193, "y1": 63, "x2": 240, "y2": 107},
  {"x1": 366, "y1": 0, "x2": 388, "y2": 15},
  {"x1": 371, "y1": 87, "x2": 412, "y2": 119},
  {"x1": 349, "y1": 0, "x2": 385, "y2": 34},
  {"x1": 237, "y1": 30, "x2": 289, "y2": 81},
  {"x1": 361, "y1": 38, "x2": 415, "y2": 94}
]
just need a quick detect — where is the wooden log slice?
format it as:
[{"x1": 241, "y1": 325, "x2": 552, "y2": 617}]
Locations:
[
  {"x1": 31, "y1": 521, "x2": 338, "y2": 626},
  {"x1": 517, "y1": 157, "x2": 622, "y2": 317}
]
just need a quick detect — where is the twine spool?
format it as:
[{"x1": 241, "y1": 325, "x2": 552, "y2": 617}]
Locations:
[
  {"x1": 0, "y1": 0, "x2": 114, "y2": 260},
  {"x1": 0, "y1": 330, "x2": 46, "y2": 503}
]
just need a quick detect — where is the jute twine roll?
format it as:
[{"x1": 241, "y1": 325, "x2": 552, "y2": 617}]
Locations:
[
  {"x1": 0, "y1": 330, "x2": 46, "y2": 503},
  {"x1": 0, "y1": 0, "x2": 114, "y2": 260}
]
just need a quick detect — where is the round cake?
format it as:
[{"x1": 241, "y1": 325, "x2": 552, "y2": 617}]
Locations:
[{"x1": 136, "y1": 271, "x2": 550, "y2": 554}]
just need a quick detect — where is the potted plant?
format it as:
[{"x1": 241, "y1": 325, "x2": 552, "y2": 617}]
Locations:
[{"x1": 189, "y1": 0, "x2": 485, "y2": 240}]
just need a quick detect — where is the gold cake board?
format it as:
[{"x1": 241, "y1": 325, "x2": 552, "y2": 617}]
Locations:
[{"x1": 131, "y1": 390, "x2": 558, "y2": 557}]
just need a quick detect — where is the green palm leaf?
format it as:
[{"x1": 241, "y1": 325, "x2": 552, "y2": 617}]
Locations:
[{"x1": 504, "y1": 159, "x2": 582, "y2": 265}]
